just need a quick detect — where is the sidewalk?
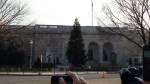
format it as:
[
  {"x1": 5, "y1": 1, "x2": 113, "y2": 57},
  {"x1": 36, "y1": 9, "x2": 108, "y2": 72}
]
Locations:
[
  {"x1": 0, "y1": 71, "x2": 119, "y2": 76},
  {"x1": 0, "y1": 71, "x2": 96, "y2": 76}
]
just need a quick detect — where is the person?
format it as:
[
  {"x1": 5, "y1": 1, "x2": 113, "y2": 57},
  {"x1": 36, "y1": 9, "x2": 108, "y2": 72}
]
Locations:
[
  {"x1": 59, "y1": 70, "x2": 149, "y2": 84},
  {"x1": 120, "y1": 67, "x2": 143, "y2": 84},
  {"x1": 59, "y1": 72, "x2": 88, "y2": 84}
]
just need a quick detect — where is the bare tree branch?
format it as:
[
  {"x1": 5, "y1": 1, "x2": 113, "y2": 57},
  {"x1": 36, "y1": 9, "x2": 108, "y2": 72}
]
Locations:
[
  {"x1": 0, "y1": 0, "x2": 27, "y2": 25},
  {"x1": 98, "y1": 0, "x2": 150, "y2": 49},
  {"x1": 0, "y1": 0, "x2": 29, "y2": 41}
]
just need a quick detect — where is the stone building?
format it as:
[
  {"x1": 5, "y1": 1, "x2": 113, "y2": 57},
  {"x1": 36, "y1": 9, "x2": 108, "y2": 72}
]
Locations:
[{"x1": 13, "y1": 25, "x2": 142, "y2": 68}]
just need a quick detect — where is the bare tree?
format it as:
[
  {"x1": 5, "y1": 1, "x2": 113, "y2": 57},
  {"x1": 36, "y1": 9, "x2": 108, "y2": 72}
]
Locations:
[
  {"x1": 0, "y1": 0, "x2": 29, "y2": 40},
  {"x1": 98, "y1": 0, "x2": 150, "y2": 49},
  {"x1": 0, "y1": 0, "x2": 27, "y2": 25}
]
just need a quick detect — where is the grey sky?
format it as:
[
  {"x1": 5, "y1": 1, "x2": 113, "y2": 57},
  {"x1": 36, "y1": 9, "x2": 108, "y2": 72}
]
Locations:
[{"x1": 24, "y1": 0, "x2": 112, "y2": 26}]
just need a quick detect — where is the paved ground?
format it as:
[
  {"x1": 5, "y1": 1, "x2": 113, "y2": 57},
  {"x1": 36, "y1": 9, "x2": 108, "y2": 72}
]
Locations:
[{"x1": 0, "y1": 72, "x2": 121, "y2": 84}]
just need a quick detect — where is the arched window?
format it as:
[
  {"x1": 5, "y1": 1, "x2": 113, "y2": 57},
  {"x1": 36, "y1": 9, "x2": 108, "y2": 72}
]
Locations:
[
  {"x1": 103, "y1": 42, "x2": 114, "y2": 62},
  {"x1": 45, "y1": 47, "x2": 53, "y2": 63},
  {"x1": 110, "y1": 52, "x2": 117, "y2": 66},
  {"x1": 56, "y1": 57, "x2": 60, "y2": 65},
  {"x1": 88, "y1": 48, "x2": 93, "y2": 60},
  {"x1": 87, "y1": 42, "x2": 99, "y2": 61},
  {"x1": 103, "y1": 50, "x2": 108, "y2": 61},
  {"x1": 128, "y1": 57, "x2": 132, "y2": 65}
]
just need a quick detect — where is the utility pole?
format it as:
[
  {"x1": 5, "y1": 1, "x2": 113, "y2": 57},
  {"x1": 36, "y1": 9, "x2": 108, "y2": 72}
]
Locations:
[{"x1": 91, "y1": 0, "x2": 93, "y2": 26}]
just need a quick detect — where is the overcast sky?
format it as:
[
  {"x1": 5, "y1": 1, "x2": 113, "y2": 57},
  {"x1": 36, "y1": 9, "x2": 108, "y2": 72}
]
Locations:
[{"x1": 24, "y1": 0, "x2": 112, "y2": 26}]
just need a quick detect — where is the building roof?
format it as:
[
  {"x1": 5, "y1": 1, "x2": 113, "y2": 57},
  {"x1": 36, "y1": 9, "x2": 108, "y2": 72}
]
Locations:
[
  {"x1": 33, "y1": 25, "x2": 117, "y2": 35},
  {"x1": 5, "y1": 25, "x2": 130, "y2": 35}
]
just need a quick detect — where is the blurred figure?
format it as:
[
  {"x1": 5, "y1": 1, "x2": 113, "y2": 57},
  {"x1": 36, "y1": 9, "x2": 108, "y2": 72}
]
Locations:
[
  {"x1": 59, "y1": 67, "x2": 145, "y2": 84},
  {"x1": 59, "y1": 72, "x2": 88, "y2": 84},
  {"x1": 120, "y1": 67, "x2": 143, "y2": 84}
]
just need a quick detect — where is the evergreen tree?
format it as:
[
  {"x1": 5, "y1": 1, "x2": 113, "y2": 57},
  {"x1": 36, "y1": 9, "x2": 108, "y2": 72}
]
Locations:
[{"x1": 66, "y1": 18, "x2": 86, "y2": 68}]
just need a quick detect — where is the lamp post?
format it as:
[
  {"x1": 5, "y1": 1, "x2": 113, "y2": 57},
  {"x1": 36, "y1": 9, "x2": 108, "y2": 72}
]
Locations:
[
  {"x1": 29, "y1": 40, "x2": 33, "y2": 69},
  {"x1": 87, "y1": 65, "x2": 91, "y2": 73},
  {"x1": 53, "y1": 53, "x2": 56, "y2": 74},
  {"x1": 40, "y1": 54, "x2": 43, "y2": 75}
]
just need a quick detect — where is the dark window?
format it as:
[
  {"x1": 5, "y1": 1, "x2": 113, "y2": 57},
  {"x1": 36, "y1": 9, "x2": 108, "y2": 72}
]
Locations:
[
  {"x1": 56, "y1": 57, "x2": 60, "y2": 64},
  {"x1": 88, "y1": 49, "x2": 93, "y2": 60},
  {"x1": 128, "y1": 57, "x2": 132, "y2": 65},
  {"x1": 103, "y1": 50, "x2": 108, "y2": 61},
  {"x1": 103, "y1": 42, "x2": 114, "y2": 62},
  {"x1": 134, "y1": 58, "x2": 138, "y2": 65}
]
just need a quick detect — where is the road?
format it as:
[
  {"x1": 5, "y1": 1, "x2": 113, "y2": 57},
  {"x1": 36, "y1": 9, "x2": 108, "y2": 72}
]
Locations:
[{"x1": 0, "y1": 73, "x2": 121, "y2": 84}]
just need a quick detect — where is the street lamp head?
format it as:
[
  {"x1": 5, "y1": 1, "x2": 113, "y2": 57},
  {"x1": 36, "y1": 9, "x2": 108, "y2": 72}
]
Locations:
[{"x1": 30, "y1": 40, "x2": 33, "y2": 44}]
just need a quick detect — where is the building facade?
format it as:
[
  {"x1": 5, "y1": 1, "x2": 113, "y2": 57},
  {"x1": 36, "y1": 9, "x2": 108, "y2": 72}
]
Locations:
[{"x1": 14, "y1": 25, "x2": 142, "y2": 68}]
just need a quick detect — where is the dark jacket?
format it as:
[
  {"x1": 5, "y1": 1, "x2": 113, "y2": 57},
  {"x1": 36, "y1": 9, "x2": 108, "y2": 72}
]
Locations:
[{"x1": 120, "y1": 67, "x2": 143, "y2": 84}]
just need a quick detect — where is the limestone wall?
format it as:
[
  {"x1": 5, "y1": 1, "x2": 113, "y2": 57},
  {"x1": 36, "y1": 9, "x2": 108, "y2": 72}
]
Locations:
[{"x1": 14, "y1": 25, "x2": 142, "y2": 67}]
